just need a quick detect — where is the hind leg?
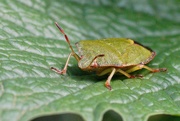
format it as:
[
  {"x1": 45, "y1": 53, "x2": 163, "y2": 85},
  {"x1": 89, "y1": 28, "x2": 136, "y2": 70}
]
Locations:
[
  {"x1": 126, "y1": 64, "x2": 167, "y2": 73},
  {"x1": 125, "y1": 64, "x2": 167, "y2": 78}
]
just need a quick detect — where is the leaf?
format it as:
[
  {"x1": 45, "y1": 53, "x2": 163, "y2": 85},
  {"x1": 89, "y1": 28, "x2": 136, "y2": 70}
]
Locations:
[{"x1": 0, "y1": 0, "x2": 180, "y2": 121}]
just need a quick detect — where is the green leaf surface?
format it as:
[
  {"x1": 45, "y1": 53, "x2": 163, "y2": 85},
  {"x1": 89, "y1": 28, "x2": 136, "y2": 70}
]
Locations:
[{"x1": 0, "y1": 0, "x2": 180, "y2": 121}]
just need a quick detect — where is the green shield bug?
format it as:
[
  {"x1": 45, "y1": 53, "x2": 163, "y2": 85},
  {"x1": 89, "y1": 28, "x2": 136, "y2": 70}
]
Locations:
[{"x1": 51, "y1": 22, "x2": 167, "y2": 90}]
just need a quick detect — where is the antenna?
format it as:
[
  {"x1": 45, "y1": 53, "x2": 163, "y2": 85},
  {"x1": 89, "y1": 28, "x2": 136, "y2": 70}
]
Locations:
[
  {"x1": 55, "y1": 22, "x2": 80, "y2": 61},
  {"x1": 55, "y1": 22, "x2": 75, "y2": 53}
]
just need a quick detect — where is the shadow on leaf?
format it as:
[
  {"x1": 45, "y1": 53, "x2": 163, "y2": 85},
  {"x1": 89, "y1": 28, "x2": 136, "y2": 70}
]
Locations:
[
  {"x1": 32, "y1": 113, "x2": 84, "y2": 121},
  {"x1": 103, "y1": 110, "x2": 123, "y2": 121},
  {"x1": 148, "y1": 114, "x2": 180, "y2": 121}
]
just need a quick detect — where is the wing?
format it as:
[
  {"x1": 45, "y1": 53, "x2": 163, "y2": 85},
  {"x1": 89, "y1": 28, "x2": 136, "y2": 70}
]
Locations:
[{"x1": 76, "y1": 38, "x2": 154, "y2": 69}]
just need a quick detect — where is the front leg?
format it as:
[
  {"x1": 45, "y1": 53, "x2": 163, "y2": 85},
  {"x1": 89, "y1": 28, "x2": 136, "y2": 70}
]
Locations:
[{"x1": 51, "y1": 52, "x2": 72, "y2": 75}]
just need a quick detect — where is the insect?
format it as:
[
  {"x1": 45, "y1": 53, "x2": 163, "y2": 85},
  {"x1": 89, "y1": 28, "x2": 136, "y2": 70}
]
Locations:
[{"x1": 51, "y1": 22, "x2": 167, "y2": 90}]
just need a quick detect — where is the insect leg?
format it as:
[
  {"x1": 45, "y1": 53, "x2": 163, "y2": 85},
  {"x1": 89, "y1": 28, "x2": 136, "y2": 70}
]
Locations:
[
  {"x1": 85, "y1": 54, "x2": 104, "y2": 68},
  {"x1": 116, "y1": 68, "x2": 132, "y2": 78},
  {"x1": 105, "y1": 68, "x2": 116, "y2": 90},
  {"x1": 51, "y1": 52, "x2": 72, "y2": 74},
  {"x1": 125, "y1": 64, "x2": 144, "y2": 74},
  {"x1": 125, "y1": 64, "x2": 167, "y2": 73},
  {"x1": 97, "y1": 68, "x2": 116, "y2": 90},
  {"x1": 143, "y1": 65, "x2": 167, "y2": 73}
]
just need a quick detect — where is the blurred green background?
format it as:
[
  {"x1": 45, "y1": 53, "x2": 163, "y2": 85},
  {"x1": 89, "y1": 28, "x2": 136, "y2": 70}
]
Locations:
[{"x1": 0, "y1": 0, "x2": 180, "y2": 121}]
